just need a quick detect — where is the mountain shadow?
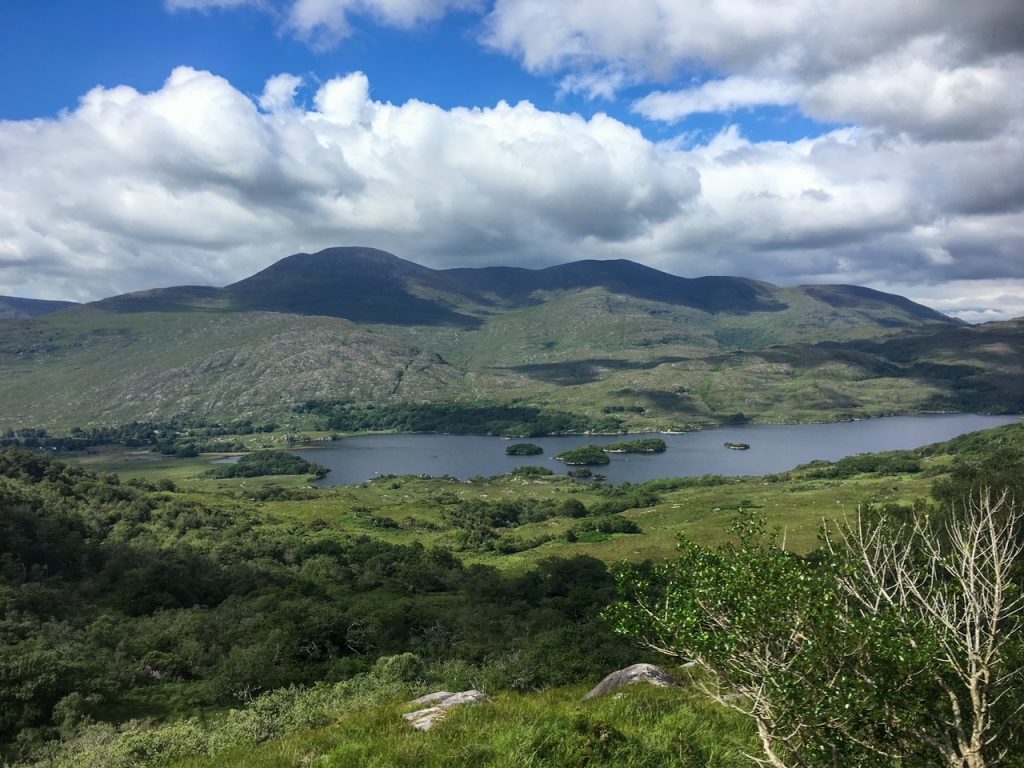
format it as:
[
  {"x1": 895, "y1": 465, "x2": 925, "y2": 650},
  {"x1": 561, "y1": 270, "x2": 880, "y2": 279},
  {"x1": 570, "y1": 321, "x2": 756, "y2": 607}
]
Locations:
[
  {"x1": 0, "y1": 296, "x2": 79, "y2": 318},
  {"x1": 224, "y1": 247, "x2": 482, "y2": 327},
  {"x1": 446, "y1": 259, "x2": 788, "y2": 314},
  {"x1": 508, "y1": 356, "x2": 690, "y2": 385}
]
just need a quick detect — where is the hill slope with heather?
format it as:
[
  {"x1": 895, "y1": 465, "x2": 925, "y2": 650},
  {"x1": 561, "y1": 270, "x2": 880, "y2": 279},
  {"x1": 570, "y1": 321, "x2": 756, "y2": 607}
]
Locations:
[{"x1": 2, "y1": 246, "x2": 1019, "y2": 430}]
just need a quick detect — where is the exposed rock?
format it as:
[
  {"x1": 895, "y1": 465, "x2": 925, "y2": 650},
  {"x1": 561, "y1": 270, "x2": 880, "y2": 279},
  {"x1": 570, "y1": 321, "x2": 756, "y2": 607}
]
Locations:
[
  {"x1": 407, "y1": 691, "x2": 455, "y2": 708},
  {"x1": 583, "y1": 663, "x2": 682, "y2": 700},
  {"x1": 403, "y1": 689, "x2": 488, "y2": 731}
]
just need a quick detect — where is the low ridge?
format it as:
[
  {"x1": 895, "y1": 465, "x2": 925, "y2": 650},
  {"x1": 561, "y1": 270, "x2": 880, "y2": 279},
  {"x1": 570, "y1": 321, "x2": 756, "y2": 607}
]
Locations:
[{"x1": 0, "y1": 295, "x2": 79, "y2": 318}]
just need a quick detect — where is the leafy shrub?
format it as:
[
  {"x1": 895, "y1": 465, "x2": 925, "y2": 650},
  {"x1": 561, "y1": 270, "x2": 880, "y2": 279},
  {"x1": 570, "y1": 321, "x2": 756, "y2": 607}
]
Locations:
[
  {"x1": 510, "y1": 465, "x2": 554, "y2": 476},
  {"x1": 573, "y1": 515, "x2": 642, "y2": 535}
]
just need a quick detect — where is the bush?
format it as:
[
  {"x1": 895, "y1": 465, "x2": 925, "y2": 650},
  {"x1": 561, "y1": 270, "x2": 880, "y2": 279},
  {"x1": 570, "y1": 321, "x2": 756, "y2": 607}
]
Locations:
[
  {"x1": 573, "y1": 516, "x2": 642, "y2": 535},
  {"x1": 510, "y1": 465, "x2": 554, "y2": 477}
]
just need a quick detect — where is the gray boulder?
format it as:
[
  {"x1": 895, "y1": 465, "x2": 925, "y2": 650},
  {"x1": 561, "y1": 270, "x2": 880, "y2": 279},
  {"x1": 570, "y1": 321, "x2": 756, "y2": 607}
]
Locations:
[
  {"x1": 403, "y1": 689, "x2": 488, "y2": 731},
  {"x1": 583, "y1": 663, "x2": 682, "y2": 700}
]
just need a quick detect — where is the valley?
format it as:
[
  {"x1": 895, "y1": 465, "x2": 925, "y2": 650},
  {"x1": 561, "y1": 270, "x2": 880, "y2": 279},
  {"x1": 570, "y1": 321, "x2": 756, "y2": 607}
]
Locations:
[
  {"x1": 2, "y1": 417, "x2": 1022, "y2": 767},
  {"x1": 3, "y1": 247, "x2": 1024, "y2": 767}
]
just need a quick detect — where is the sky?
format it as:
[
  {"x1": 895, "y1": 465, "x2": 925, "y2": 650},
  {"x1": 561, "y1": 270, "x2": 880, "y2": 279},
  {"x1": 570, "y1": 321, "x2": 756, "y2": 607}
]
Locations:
[{"x1": 1, "y1": 1, "x2": 1023, "y2": 322}]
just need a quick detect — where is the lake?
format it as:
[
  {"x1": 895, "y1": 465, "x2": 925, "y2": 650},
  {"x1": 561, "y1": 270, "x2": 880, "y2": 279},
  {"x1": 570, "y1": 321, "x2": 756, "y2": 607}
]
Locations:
[{"x1": 293, "y1": 413, "x2": 1020, "y2": 486}]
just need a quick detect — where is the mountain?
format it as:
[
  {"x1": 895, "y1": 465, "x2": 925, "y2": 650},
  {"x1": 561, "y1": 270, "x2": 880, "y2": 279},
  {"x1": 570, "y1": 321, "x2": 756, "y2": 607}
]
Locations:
[
  {"x1": 2, "y1": 246, "x2": 1014, "y2": 431},
  {"x1": 91, "y1": 246, "x2": 954, "y2": 330},
  {"x1": 0, "y1": 295, "x2": 79, "y2": 318}
]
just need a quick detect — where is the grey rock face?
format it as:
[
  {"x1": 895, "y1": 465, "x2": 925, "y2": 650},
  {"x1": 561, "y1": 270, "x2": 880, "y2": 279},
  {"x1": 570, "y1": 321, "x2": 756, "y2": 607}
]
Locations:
[
  {"x1": 403, "y1": 689, "x2": 489, "y2": 731},
  {"x1": 583, "y1": 663, "x2": 681, "y2": 700}
]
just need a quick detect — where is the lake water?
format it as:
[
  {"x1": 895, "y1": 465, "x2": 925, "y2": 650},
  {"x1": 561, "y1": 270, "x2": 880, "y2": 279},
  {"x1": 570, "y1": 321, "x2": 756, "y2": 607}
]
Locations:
[{"x1": 293, "y1": 414, "x2": 1020, "y2": 486}]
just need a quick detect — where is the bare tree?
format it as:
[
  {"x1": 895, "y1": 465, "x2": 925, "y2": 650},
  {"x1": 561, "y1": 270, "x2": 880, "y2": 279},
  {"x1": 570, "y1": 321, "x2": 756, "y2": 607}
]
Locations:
[
  {"x1": 610, "y1": 496, "x2": 1024, "y2": 768},
  {"x1": 832, "y1": 491, "x2": 1024, "y2": 768}
]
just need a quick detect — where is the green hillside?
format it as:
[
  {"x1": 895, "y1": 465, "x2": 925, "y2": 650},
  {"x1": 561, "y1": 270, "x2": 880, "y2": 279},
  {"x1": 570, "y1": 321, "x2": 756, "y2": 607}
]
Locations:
[{"x1": 1, "y1": 247, "x2": 1017, "y2": 431}]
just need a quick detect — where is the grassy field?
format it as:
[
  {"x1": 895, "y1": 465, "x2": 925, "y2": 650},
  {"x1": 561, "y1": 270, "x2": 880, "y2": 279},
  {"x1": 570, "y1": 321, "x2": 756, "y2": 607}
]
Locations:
[
  {"x1": 64, "y1": 437, "x2": 939, "y2": 563},
  {"x1": 171, "y1": 684, "x2": 754, "y2": 768}
]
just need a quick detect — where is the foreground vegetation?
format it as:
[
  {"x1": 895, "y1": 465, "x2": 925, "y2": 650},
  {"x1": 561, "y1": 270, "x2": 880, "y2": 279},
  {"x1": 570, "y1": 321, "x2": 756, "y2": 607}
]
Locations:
[{"x1": 2, "y1": 420, "x2": 1024, "y2": 766}]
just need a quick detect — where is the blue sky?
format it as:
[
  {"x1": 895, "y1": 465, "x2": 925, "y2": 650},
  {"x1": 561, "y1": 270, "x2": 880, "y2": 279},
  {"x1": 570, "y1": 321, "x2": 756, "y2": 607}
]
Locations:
[
  {"x1": 1, "y1": 1, "x2": 829, "y2": 143},
  {"x1": 1, "y1": 1, "x2": 1022, "y2": 320}
]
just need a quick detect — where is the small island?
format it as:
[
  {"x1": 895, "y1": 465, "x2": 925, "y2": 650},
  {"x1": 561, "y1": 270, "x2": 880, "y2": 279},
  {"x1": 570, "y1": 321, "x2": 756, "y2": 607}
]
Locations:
[
  {"x1": 723, "y1": 442, "x2": 750, "y2": 450},
  {"x1": 204, "y1": 450, "x2": 328, "y2": 478},
  {"x1": 604, "y1": 438, "x2": 667, "y2": 454},
  {"x1": 505, "y1": 442, "x2": 543, "y2": 456},
  {"x1": 554, "y1": 445, "x2": 611, "y2": 465}
]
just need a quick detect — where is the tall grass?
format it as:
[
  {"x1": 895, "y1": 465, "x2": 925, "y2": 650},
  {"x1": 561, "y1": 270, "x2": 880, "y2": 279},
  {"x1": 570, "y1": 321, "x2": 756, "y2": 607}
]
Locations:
[
  {"x1": 176, "y1": 686, "x2": 754, "y2": 768},
  {"x1": 19, "y1": 655, "x2": 754, "y2": 768}
]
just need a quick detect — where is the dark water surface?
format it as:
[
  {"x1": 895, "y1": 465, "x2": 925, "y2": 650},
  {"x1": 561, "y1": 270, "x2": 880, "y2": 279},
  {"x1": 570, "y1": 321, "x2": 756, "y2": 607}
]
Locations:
[{"x1": 293, "y1": 414, "x2": 1020, "y2": 486}]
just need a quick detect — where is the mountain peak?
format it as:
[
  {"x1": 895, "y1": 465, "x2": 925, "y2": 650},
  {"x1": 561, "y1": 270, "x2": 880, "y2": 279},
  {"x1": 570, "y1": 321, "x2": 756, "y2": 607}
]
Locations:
[
  {"x1": 226, "y1": 247, "x2": 478, "y2": 326},
  {"x1": 261, "y1": 246, "x2": 421, "y2": 273}
]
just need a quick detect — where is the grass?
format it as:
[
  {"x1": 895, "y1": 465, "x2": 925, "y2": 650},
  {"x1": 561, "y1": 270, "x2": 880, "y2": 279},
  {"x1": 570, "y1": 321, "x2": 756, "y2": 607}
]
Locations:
[
  {"x1": 168, "y1": 685, "x2": 755, "y2": 768},
  {"x1": 14, "y1": 424, "x2": 1021, "y2": 768},
  {"x1": 63, "y1": 438, "x2": 941, "y2": 566}
]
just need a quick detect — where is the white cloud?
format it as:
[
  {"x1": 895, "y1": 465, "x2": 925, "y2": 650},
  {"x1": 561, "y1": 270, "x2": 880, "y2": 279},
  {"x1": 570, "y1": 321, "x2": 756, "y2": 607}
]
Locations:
[
  {"x1": 485, "y1": 0, "x2": 1024, "y2": 82},
  {"x1": 314, "y1": 71, "x2": 371, "y2": 123},
  {"x1": 259, "y1": 73, "x2": 304, "y2": 112},
  {"x1": 634, "y1": 77, "x2": 801, "y2": 122},
  {"x1": 557, "y1": 68, "x2": 634, "y2": 102},
  {"x1": 285, "y1": 0, "x2": 480, "y2": 46},
  {"x1": 1, "y1": 68, "x2": 1021, "y2": 318},
  {"x1": 0, "y1": 69, "x2": 698, "y2": 301},
  {"x1": 882, "y1": 280, "x2": 1024, "y2": 324},
  {"x1": 168, "y1": 0, "x2": 480, "y2": 46},
  {"x1": 486, "y1": 0, "x2": 1024, "y2": 141}
]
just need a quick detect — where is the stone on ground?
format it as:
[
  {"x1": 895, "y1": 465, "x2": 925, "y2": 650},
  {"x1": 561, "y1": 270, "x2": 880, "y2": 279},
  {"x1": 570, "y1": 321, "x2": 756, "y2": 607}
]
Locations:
[
  {"x1": 583, "y1": 663, "x2": 682, "y2": 700},
  {"x1": 403, "y1": 689, "x2": 488, "y2": 731}
]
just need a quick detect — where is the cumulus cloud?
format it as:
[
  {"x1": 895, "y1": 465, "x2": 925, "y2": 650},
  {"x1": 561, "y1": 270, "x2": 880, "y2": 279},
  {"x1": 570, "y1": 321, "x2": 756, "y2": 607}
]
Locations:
[
  {"x1": 486, "y1": 0, "x2": 1024, "y2": 141},
  {"x1": 166, "y1": 1, "x2": 1024, "y2": 145},
  {"x1": 169, "y1": 0, "x2": 480, "y2": 46},
  {"x1": 0, "y1": 68, "x2": 698, "y2": 301},
  {"x1": 259, "y1": 73, "x2": 304, "y2": 112},
  {"x1": 635, "y1": 77, "x2": 801, "y2": 121},
  {"x1": 485, "y1": 0, "x2": 1024, "y2": 82},
  {"x1": 0, "y1": 68, "x2": 1021, "y2": 318}
]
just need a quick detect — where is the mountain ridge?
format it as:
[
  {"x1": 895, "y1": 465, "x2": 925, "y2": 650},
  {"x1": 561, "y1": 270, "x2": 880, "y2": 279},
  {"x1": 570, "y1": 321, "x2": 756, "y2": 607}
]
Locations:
[
  {"x1": 1, "y1": 246, "x2": 1016, "y2": 431},
  {"x1": 86, "y1": 246, "x2": 958, "y2": 329}
]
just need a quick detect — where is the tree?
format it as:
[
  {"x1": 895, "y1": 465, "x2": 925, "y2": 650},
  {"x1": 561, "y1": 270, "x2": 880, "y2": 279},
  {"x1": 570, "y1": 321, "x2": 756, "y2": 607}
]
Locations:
[
  {"x1": 827, "y1": 491, "x2": 1024, "y2": 768},
  {"x1": 608, "y1": 494, "x2": 1024, "y2": 768}
]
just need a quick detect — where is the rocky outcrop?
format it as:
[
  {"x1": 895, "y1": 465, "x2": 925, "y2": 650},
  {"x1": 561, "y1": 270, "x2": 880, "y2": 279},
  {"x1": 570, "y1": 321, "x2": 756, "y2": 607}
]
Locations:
[
  {"x1": 403, "y1": 689, "x2": 489, "y2": 730},
  {"x1": 583, "y1": 663, "x2": 682, "y2": 700}
]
